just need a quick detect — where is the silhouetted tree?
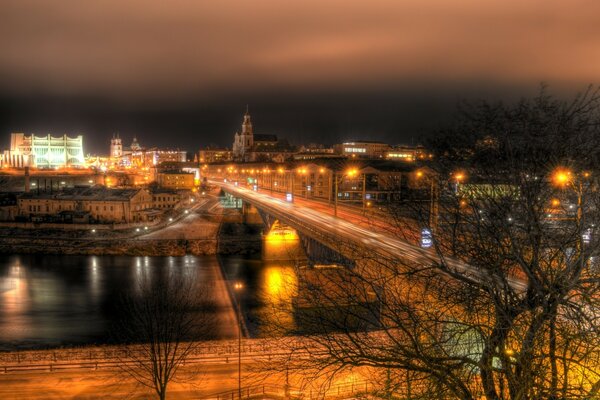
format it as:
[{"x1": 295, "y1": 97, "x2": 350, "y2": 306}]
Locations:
[
  {"x1": 277, "y1": 87, "x2": 600, "y2": 400},
  {"x1": 115, "y1": 272, "x2": 216, "y2": 400}
]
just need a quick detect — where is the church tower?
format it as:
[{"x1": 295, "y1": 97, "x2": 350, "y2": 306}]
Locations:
[
  {"x1": 241, "y1": 106, "x2": 254, "y2": 149},
  {"x1": 110, "y1": 133, "x2": 122, "y2": 159},
  {"x1": 233, "y1": 106, "x2": 254, "y2": 161}
]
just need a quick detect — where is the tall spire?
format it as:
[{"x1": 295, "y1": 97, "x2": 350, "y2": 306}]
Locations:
[{"x1": 242, "y1": 106, "x2": 252, "y2": 135}]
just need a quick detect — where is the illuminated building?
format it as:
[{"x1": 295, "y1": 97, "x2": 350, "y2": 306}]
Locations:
[
  {"x1": 199, "y1": 147, "x2": 233, "y2": 163},
  {"x1": 333, "y1": 141, "x2": 391, "y2": 158},
  {"x1": 110, "y1": 135, "x2": 186, "y2": 168},
  {"x1": 232, "y1": 108, "x2": 292, "y2": 162},
  {"x1": 385, "y1": 145, "x2": 430, "y2": 161},
  {"x1": 157, "y1": 171, "x2": 196, "y2": 189},
  {"x1": 4, "y1": 133, "x2": 85, "y2": 168},
  {"x1": 110, "y1": 133, "x2": 123, "y2": 159}
]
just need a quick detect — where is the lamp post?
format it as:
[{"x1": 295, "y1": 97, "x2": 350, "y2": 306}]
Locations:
[
  {"x1": 334, "y1": 168, "x2": 358, "y2": 217},
  {"x1": 416, "y1": 170, "x2": 438, "y2": 233},
  {"x1": 551, "y1": 168, "x2": 590, "y2": 271},
  {"x1": 453, "y1": 171, "x2": 465, "y2": 193},
  {"x1": 361, "y1": 173, "x2": 366, "y2": 211},
  {"x1": 233, "y1": 282, "x2": 244, "y2": 399}
]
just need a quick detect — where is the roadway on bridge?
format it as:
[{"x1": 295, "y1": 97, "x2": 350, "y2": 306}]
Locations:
[{"x1": 217, "y1": 182, "x2": 528, "y2": 292}]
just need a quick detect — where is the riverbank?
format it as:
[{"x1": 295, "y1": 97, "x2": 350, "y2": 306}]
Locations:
[
  {"x1": 0, "y1": 195, "x2": 263, "y2": 255},
  {"x1": 0, "y1": 223, "x2": 262, "y2": 256}
]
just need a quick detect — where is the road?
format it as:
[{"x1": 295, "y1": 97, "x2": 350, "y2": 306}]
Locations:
[
  {"x1": 139, "y1": 195, "x2": 221, "y2": 240},
  {"x1": 0, "y1": 351, "x2": 372, "y2": 400},
  {"x1": 216, "y1": 181, "x2": 528, "y2": 292}
]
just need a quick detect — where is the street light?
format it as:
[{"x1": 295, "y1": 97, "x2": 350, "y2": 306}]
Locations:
[
  {"x1": 334, "y1": 168, "x2": 358, "y2": 217},
  {"x1": 415, "y1": 169, "x2": 438, "y2": 232},
  {"x1": 551, "y1": 167, "x2": 591, "y2": 270},
  {"x1": 233, "y1": 281, "x2": 244, "y2": 399},
  {"x1": 453, "y1": 170, "x2": 466, "y2": 193}
]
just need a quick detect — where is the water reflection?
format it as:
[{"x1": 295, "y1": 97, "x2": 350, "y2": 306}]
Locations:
[
  {"x1": 258, "y1": 264, "x2": 298, "y2": 335},
  {"x1": 220, "y1": 256, "x2": 300, "y2": 337},
  {"x1": 0, "y1": 254, "x2": 234, "y2": 350},
  {"x1": 220, "y1": 257, "x2": 382, "y2": 338}
]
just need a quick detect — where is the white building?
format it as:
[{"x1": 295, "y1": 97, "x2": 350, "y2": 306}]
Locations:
[
  {"x1": 110, "y1": 133, "x2": 123, "y2": 159},
  {"x1": 3, "y1": 133, "x2": 85, "y2": 168},
  {"x1": 333, "y1": 141, "x2": 391, "y2": 158}
]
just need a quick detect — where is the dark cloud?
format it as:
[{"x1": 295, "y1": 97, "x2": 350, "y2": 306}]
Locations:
[{"x1": 1, "y1": 0, "x2": 599, "y2": 152}]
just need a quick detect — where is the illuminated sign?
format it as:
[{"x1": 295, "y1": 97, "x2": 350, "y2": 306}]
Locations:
[
  {"x1": 583, "y1": 229, "x2": 592, "y2": 245},
  {"x1": 286, "y1": 193, "x2": 293, "y2": 202},
  {"x1": 421, "y1": 228, "x2": 432, "y2": 248}
]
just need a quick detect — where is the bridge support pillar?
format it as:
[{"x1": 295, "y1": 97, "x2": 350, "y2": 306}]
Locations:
[{"x1": 242, "y1": 201, "x2": 263, "y2": 224}]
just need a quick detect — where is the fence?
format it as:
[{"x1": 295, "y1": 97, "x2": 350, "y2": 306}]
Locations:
[
  {"x1": 0, "y1": 337, "x2": 313, "y2": 374},
  {"x1": 201, "y1": 381, "x2": 374, "y2": 400}
]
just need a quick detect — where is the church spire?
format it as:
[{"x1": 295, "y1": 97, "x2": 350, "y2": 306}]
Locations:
[{"x1": 242, "y1": 106, "x2": 252, "y2": 135}]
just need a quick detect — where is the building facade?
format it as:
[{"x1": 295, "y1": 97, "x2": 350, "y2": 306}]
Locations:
[
  {"x1": 333, "y1": 141, "x2": 391, "y2": 158},
  {"x1": 4, "y1": 133, "x2": 85, "y2": 168},
  {"x1": 157, "y1": 171, "x2": 196, "y2": 189},
  {"x1": 199, "y1": 147, "x2": 233, "y2": 163},
  {"x1": 232, "y1": 109, "x2": 290, "y2": 162},
  {"x1": 17, "y1": 187, "x2": 153, "y2": 223},
  {"x1": 110, "y1": 134, "x2": 123, "y2": 159}
]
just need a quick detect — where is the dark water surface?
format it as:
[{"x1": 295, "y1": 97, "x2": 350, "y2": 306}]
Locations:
[
  {"x1": 219, "y1": 255, "x2": 298, "y2": 338},
  {"x1": 0, "y1": 253, "x2": 340, "y2": 351},
  {"x1": 0, "y1": 254, "x2": 235, "y2": 351}
]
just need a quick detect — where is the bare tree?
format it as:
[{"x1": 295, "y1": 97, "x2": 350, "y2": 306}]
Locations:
[
  {"x1": 275, "y1": 87, "x2": 600, "y2": 399},
  {"x1": 115, "y1": 272, "x2": 216, "y2": 400}
]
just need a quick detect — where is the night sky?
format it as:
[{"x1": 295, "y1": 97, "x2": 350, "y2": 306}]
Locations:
[{"x1": 1, "y1": 0, "x2": 599, "y2": 154}]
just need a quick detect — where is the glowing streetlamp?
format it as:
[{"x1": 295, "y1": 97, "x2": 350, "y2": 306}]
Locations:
[
  {"x1": 334, "y1": 168, "x2": 359, "y2": 217},
  {"x1": 451, "y1": 170, "x2": 466, "y2": 194},
  {"x1": 551, "y1": 167, "x2": 592, "y2": 270},
  {"x1": 552, "y1": 168, "x2": 572, "y2": 187},
  {"x1": 415, "y1": 169, "x2": 438, "y2": 232}
]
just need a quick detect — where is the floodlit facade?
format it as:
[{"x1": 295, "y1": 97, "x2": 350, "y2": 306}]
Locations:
[
  {"x1": 4, "y1": 133, "x2": 85, "y2": 168},
  {"x1": 157, "y1": 171, "x2": 196, "y2": 189},
  {"x1": 333, "y1": 141, "x2": 391, "y2": 158}
]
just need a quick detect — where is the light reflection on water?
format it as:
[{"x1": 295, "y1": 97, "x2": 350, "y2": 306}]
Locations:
[
  {"x1": 220, "y1": 256, "x2": 300, "y2": 337},
  {"x1": 0, "y1": 254, "x2": 233, "y2": 351}
]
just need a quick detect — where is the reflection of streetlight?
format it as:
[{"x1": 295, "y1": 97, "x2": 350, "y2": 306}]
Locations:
[{"x1": 233, "y1": 282, "x2": 244, "y2": 400}]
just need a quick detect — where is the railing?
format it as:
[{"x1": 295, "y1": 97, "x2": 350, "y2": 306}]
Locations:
[
  {"x1": 0, "y1": 337, "x2": 314, "y2": 374},
  {"x1": 201, "y1": 381, "x2": 374, "y2": 400}
]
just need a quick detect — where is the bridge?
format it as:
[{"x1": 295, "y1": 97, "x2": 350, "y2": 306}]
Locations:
[{"x1": 216, "y1": 181, "x2": 528, "y2": 292}]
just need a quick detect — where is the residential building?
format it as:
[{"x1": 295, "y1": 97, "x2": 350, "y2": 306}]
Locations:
[{"x1": 157, "y1": 171, "x2": 196, "y2": 189}]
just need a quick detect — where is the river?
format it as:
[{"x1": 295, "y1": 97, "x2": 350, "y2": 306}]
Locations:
[{"x1": 0, "y1": 254, "x2": 303, "y2": 351}]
